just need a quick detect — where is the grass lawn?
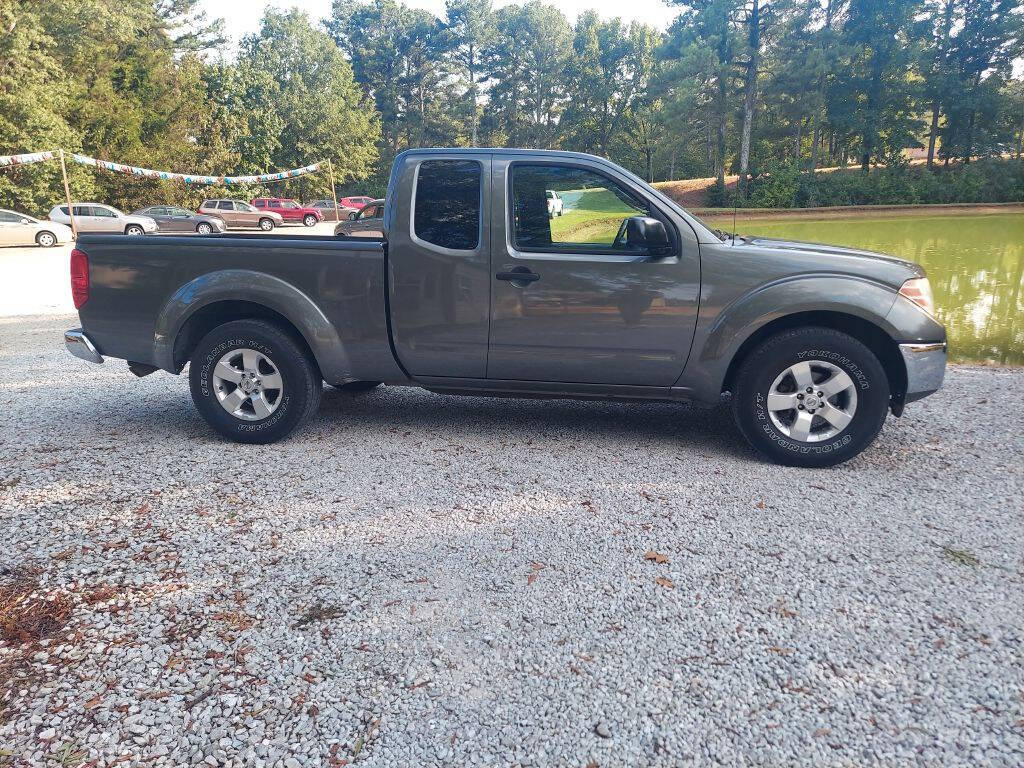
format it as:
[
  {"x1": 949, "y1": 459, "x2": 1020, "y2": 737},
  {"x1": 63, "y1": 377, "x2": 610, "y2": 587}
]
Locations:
[{"x1": 548, "y1": 187, "x2": 641, "y2": 244}]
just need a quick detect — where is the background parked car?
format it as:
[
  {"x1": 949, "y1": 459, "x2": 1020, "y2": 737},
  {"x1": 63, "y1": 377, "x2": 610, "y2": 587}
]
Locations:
[
  {"x1": 333, "y1": 199, "x2": 385, "y2": 238},
  {"x1": 48, "y1": 203, "x2": 157, "y2": 235},
  {"x1": 132, "y1": 206, "x2": 226, "y2": 235},
  {"x1": 251, "y1": 197, "x2": 322, "y2": 227},
  {"x1": 306, "y1": 199, "x2": 358, "y2": 222},
  {"x1": 546, "y1": 189, "x2": 563, "y2": 217},
  {"x1": 0, "y1": 208, "x2": 74, "y2": 247},
  {"x1": 339, "y1": 196, "x2": 374, "y2": 210},
  {"x1": 198, "y1": 200, "x2": 283, "y2": 231}
]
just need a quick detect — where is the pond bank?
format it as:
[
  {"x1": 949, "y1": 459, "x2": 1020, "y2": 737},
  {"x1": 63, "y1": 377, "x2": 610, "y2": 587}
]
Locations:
[{"x1": 696, "y1": 201, "x2": 1024, "y2": 221}]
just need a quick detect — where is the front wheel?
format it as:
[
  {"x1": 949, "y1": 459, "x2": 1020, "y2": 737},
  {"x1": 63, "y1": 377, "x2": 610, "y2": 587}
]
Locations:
[
  {"x1": 730, "y1": 327, "x2": 890, "y2": 467},
  {"x1": 35, "y1": 230, "x2": 57, "y2": 247},
  {"x1": 302, "y1": 214, "x2": 318, "y2": 227},
  {"x1": 189, "y1": 319, "x2": 322, "y2": 444},
  {"x1": 258, "y1": 217, "x2": 275, "y2": 231},
  {"x1": 125, "y1": 225, "x2": 145, "y2": 236},
  {"x1": 196, "y1": 222, "x2": 213, "y2": 235}
]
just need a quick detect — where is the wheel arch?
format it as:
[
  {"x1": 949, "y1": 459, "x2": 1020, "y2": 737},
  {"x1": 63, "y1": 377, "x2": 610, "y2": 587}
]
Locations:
[
  {"x1": 153, "y1": 269, "x2": 350, "y2": 381},
  {"x1": 721, "y1": 310, "x2": 907, "y2": 407}
]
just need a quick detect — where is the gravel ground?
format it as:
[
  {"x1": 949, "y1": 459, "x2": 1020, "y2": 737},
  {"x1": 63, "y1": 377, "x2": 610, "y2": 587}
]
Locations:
[{"x1": 1, "y1": 313, "x2": 1023, "y2": 768}]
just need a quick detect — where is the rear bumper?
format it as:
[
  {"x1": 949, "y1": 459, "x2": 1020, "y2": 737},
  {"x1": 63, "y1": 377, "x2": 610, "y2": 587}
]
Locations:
[
  {"x1": 65, "y1": 328, "x2": 104, "y2": 364},
  {"x1": 900, "y1": 342, "x2": 946, "y2": 402}
]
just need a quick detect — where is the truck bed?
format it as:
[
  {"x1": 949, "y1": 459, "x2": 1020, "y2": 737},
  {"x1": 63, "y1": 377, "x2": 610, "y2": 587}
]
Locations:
[{"x1": 76, "y1": 233, "x2": 404, "y2": 383}]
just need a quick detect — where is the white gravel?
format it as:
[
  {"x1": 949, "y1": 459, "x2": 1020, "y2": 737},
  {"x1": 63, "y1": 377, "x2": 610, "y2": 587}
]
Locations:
[{"x1": 1, "y1": 313, "x2": 1023, "y2": 767}]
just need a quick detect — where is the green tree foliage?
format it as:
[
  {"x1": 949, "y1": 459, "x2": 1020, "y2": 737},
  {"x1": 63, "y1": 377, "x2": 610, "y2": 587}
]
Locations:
[
  {"x1": 1, "y1": 0, "x2": 1022, "y2": 215},
  {"x1": 235, "y1": 9, "x2": 378, "y2": 198}
]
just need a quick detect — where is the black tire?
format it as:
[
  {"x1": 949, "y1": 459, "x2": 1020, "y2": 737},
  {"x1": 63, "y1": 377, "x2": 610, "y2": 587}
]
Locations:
[
  {"x1": 730, "y1": 327, "x2": 890, "y2": 467},
  {"x1": 35, "y1": 230, "x2": 57, "y2": 247},
  {"x1": 258, "y1": 217, "x2": 275, "y2": 231},
  {"x1": 302, "y1": 214, "x2": 318, "y2": 227},
  {"x1": 196, "y1": 222, "x2": 213, "y2": 235},
  {"x1": 189, "y1": 319, "x2": 321, "y2": 444},
  {"x1": 332, "y1": 380, "x2": 382, "y2": 392},
  {"x1": 125, "y1": 225, "x2": 145, "y2": 236}
]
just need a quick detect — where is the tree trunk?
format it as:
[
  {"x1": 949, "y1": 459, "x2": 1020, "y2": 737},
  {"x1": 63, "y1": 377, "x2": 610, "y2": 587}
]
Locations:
[
  {"x1": 810, "y1": 118, "x2": 820, "y2": 170},
  {"x1": 469, "y1": 44, "x2": 478, "y2": 147},
  {"x1": 716, "y1": 78, "x2": 728, "y2": 185},
  {"x1": 738, "y1": 0, "x2": 760, "y2": 194},
  {"x1": 926, "y1": 100, "x2": 940, "y2": 169}
]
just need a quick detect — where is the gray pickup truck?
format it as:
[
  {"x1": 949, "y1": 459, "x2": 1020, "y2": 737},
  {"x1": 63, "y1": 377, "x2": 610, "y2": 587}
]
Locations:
[{"x1": 65, "y1": 148, "x2": 946, "y2": 467}]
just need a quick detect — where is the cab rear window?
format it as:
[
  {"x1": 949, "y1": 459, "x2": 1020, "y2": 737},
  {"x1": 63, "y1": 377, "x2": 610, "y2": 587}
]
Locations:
[{"x1": 413, "y1": 160, "x2": 480, "y2": 251}]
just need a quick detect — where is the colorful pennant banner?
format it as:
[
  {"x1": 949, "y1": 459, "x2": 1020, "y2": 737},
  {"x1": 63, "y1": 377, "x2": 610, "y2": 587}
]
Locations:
[
  {"x1": 0, "y1": 151, "x2": 57, "y2": 167},
  {"x1": 68, "y1": 154, "x2": 323, "y2": 185}
]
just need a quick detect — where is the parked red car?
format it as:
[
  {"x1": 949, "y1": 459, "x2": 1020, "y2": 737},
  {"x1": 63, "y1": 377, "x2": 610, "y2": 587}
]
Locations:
[{"x1": 251, "y1": 198, "x2": 323, "y2": 227}]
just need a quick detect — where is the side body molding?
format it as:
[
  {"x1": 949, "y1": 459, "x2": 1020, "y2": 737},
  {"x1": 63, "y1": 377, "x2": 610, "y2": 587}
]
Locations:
[
  {"x1": 153, "y1": 269, "x2": 350, "y2": 382},
  {"x1": 674, "y1": 274, "x2": 902, "y2": 402}
]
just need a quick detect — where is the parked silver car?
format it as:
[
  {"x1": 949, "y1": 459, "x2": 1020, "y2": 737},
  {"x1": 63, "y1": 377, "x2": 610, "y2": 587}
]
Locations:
[
  {"x1": 132, "y1": 206, "x2": 226, "y2": 235},
  {"x1": 48, "y1": 203, "x2": 158, "y2": 235},
  {"x1": 0, "y1": 209, "x2": 74, "y2": 247}
]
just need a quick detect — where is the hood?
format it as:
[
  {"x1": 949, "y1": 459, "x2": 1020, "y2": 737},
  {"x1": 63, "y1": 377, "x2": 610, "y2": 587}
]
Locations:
[{"x1": 731, "y1": 235, "x2": 926, "y2": 286}]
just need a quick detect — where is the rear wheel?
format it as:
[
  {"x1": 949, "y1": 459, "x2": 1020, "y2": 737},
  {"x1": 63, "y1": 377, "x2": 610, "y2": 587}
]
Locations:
[
  {"x1": 35, "y1": 230, "x2": 57, "y2": 247},
  {"x1": 258, "y1": 217, "x2": 275, "y2": 231},
  {"x1": 730, "y1": 327, "x2": 889, "y2": 467},
  {"x1": 125, "y1": 224, "x2": 145, "y2": 236},
  {"x1": 189, "y1": 319, "x2": 321, "y2": 444},
  {"x1": 302, "y1": 214, "x2": 318, "y2": 227},
  {"x1": 196, "y1": 222, "x2": 213, "y2": 235}
]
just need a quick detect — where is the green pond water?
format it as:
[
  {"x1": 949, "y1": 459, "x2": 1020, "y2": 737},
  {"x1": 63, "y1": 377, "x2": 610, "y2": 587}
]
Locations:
[{"x1": 708, "y1": 212, "x2": 1024, "y2": 365}]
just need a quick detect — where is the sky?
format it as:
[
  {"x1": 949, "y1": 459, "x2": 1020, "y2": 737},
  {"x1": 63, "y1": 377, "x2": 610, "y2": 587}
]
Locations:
[{"x1": 202, "y1": 0, "x2": 680, "y2": 50}]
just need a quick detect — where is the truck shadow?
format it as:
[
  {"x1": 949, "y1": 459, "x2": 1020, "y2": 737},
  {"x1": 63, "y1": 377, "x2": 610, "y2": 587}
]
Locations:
[{"x1": 314, "y1": 385, "x2": 750, "y2": 460}]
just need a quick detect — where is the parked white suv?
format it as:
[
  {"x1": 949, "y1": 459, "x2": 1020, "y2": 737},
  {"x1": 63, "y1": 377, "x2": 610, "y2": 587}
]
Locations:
[
  {"x1": 546, "y1": 189, "x2": 563, "y2": 217},
  {"x1": 48, "y1": 203, "x2": 158, "y2": 235}
]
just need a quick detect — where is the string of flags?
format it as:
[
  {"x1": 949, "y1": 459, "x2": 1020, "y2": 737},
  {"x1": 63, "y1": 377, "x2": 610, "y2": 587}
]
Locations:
[
  {"x1": 0, "y1": 150, "x2": 323, "y2": 185},
  {"x1": 0, "y1": 151, "x2": 57, "y2": 167}
]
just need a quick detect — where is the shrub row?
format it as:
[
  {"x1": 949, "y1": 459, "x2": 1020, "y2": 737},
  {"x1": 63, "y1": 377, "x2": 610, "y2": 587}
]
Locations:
[{"x1": 705, "y1": 158, "x2": 1024, "y2": 208}]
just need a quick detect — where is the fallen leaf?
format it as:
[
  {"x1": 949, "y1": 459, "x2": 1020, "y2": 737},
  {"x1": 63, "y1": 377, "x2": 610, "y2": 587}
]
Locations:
[
  {"x1": 767, "y1": 646, "x2": 794, "y2": 655},
  {"x1": 813, "y1": 727, "x2": 831, "y2": 738},
  {"x1": 526, "y1": 561, "x2": 544, "y2": 585},
  {"x1": 644, "y1": 550, "x2": 669, "y2": 565},
  {"x1": 655, "y1": 577, "x2": 674, "y2": 589},
  {"x1": 755, "y1": 500, "x2": 767, "y2": 509},
  {"x1": 84, "y1": 695, "x2": 103, "y2": 709}
]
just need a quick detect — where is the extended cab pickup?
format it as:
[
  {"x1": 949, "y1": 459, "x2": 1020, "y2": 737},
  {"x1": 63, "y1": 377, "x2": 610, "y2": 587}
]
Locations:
[{"x1": 65, "y1": 149, "x2": 946, "y2": 466}]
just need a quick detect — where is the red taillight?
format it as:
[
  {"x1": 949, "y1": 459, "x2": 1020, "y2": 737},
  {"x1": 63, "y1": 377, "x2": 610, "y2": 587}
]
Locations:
[{"x1": 70, "y1": 248, "x2": 89, "y2": 309}]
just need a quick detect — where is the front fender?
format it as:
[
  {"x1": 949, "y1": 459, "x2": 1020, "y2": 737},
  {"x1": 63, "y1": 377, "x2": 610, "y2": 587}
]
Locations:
[
  {"x1": 675, "y1": 274, "x2": 902, "y2": 401},
  {"x1": 153, "y1": 269, "x2": 350, "y2": 381}
]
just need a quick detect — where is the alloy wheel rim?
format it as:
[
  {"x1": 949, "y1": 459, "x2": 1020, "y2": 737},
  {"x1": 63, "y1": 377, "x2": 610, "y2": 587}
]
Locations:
[
  {"x1": 766, "y1": 359, "x2": 858, "y2": 443},
  {"x1": 198, "y1": 223, "x2": 211, "y2": 234},
  {"x1": 39, "y1": 233, "x2": 55, "y2": 246},
  {"x1": 212, "y1": 348, "x2": 284, "y2": 421}
]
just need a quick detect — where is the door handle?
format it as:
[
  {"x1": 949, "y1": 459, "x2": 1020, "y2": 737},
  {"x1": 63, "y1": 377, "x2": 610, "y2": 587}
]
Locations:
[{"x1": 495, "y1": 269, "x2": 540, "y2": 283}]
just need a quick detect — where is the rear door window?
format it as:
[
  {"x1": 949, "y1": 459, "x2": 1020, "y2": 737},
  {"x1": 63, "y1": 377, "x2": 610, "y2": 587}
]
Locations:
[{"x1": 414, "y1": 159, "x2": 481, "y2": 251}]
